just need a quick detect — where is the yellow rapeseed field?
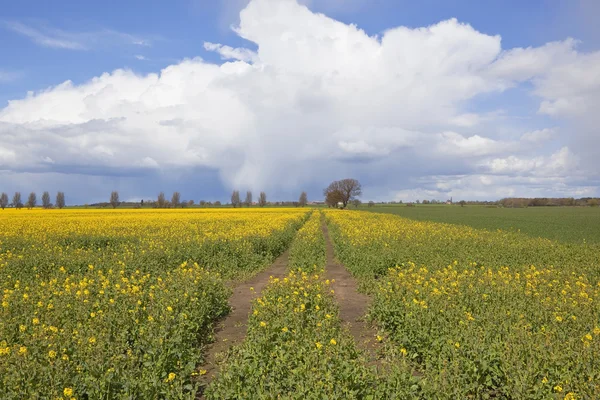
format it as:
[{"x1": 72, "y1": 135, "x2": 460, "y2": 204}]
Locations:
[
  {"x1": 0, "y1": 208, "x2": 308, "y2": 399},
  {"x1": 326, "y1": 210, "x2": 600, "y2": 399}
]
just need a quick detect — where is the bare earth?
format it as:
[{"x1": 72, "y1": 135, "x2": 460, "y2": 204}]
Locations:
[
  {"x1": 196, "y1": 249, "x2": 290, "y2": 397},
  {"x1": 197, "y1": 218, "x2": 378, "y2": 397},
  {"x1": 321, "y1": 221, "x2": 380, "y2": 363}
]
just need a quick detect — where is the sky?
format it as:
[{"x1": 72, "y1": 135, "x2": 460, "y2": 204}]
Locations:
[{"x1": 1, "y1": 0, "x2": 599, "y2": 204}]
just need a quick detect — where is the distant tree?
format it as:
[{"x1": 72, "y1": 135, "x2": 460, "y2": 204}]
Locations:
[
  {"x1": 368, "y1": 201, "x2": 375, "y2": 207},
  {"x1": 55, "y1": 192, "x2": 66, "y2": 209},
  {"x1": 352, "y1": 199, "x2": 361, "y2": 208},
  {"x1": 258, "y1": 192, "x2": 267, "y2": 207},
  {"x1": 199, "y1": 200, "x2": 206, "y2": 207},
  {"x1": 171, "y1": 192, "x2": 181, "y2": 208},
  {"x1": 245, "y1": 191, "x2": 253, "y2": 207},
  {"x1": 42, "y1": 191, "x2": 52, "y2": 209},
  {"x1": 141, "y1": 199, "x2": 144, "y2": 207},
  {"x1": 188, "y1": 199, "x2": 195, "y2": 207},
  {"x1": 459, "y1": 200, "x2": 466, "y2": 207},
  {"x1": 323, "y1": 178, "x2": 361, "y2": 208},
  {"x1": 157, "y1": 192, "x2": 167, "y2": 208},
  {"x1": 0, "y1": 192, "x2": 8, "y2": 210},
  {"x1": 215, "y1": 200, "x2": 222, "y2": 206},
  {"x1": 422, "y1": 199, "x2": 430, "y2": 205},
  {"x1": 589, "y1": 199, "x2": 599, "y2": 207},
  {"x1": 110, "y1": 191, "x2": 120, "y2": 208},
  {"x1": 416, "y1": 200, "x2": 420, "y2": 204},
  {"x1": 13, "y1": 192, "x2": 23, "y2": 209},
  {"x1": 231, "y1": 191, "x2": 241, "y2": 208},
  {"x1": 26, "y1": 192, "x2": 37, "y2": 209},
  {"x1": 299, "y1": 191, "x2": 308, "y2": 207}
]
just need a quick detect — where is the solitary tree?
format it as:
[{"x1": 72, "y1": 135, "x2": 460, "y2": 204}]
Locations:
[
  {"x1": 323, "y1": 178, "x2": 361, "y2": 208},
  {"x1": 352, "y1": 199, "x2": 361, "y2": 208},
  {"x1": 110, "y1": 191, "x2": 120, "y2": 208},
  {"x1": 368, "y1": 201, "x2": 375, "y2": 207},
  {"x1": 231, "y1": 190, "x2": 241, "y2": 208},
  {"x1": 258, "y1": 191, "x2": 267, "y2": 207},
  {"x1": 0, "y1": 192, "x2": 8, "y2": 210},
  {"x1": 12, "y1": 192, "x2": 22, "y2": 209},
  {"x1": 42, "y1": 191, "x2": 52, "y2": 209},
  {"x1": 171, "y1": 192, "x2": 181, "y2": 208},
  {"x1": 26, "y1": 192, "x2": 37, "y2": 209},
  {"x1": 459, "y1": 200, "x2": 466, "y2": 207},
  {"x1": 55, "y1": 192, "x2": 65, "y2": 209},
  {"x1": 245, "y1": 191, "x2": 253, "y2": 207},
  {"x1": 215, "y1": 200, "x2": 222, "y2": 206},
  {"x1": 157, "y1": 192, "x2": 167, "y2": 208},
  {"x1": 299, "y1": 191, "x2": 308, "y2": 207}
]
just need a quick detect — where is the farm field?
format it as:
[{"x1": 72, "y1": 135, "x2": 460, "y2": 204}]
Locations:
[
  {"x1": 0, "y1": 208, "x2": 308, "y2": 399},
  {"x1": 327, "y1": 210, "x2": 600, "y2": 398},
  {"x1": 366, "y1": 204, "x2": 600, "y2": 244},
  {"x1": 2, "y1": 207, "x2": 599, "y2": 399}
]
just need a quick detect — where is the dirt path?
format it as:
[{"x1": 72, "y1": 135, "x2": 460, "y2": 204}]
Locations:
[
  {"x1": 321, "y1": 221, "x2": 380, "y2": 363},
  {"x1": 196, "y1": 249, "x2": 290, "y2": 397}
]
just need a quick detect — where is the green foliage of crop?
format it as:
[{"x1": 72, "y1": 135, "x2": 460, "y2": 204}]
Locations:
[
  {"x1": 327, "y1": 210, "x2": 600, "y2": 399},
  {"x1": 367, "y1": 204, "x2": 600, "y2": 244},
  {"x1": 0, "y1": 209, "x2": 308, "y2": 399}
]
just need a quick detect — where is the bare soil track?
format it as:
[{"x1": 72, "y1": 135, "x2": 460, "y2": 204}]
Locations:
[
  {"x1": 197, "y1": 219, "x2": 379, "y2": 398},
  {"x1": 196, "y1": 249, "x2": 290, "y2": 398},
  {"x1": 321, "y1": 221, "x2": 380, "y2": 363}
]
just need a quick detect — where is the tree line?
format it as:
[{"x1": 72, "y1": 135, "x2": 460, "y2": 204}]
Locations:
[
  {"x1": 102, "y1": 190, "x2": 311, "y2": 209},
  {"x1": 0, "y1": 191, "x2": 65, "y2": 210}
]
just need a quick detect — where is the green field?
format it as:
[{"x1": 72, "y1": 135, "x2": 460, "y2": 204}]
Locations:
[{"x1": 365, "y1": 204, "x2": 600, "y2": 243}]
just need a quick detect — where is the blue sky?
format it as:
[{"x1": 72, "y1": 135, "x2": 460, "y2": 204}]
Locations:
[{"x1": 1, "y1": 0, "x2": 599, "y2": 204}]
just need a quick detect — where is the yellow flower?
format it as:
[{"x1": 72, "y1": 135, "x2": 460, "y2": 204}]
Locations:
[
  {"x1": 165, "y1": 372, "x2": 176, "y2": 382},
  {"x1": 147, "y1": 316, "x2": 154, "y2": 322},
  {"x1": 199, "y1": 369, "x2": 207, "y2": 375},
  {"x1": 253, "y1": 310, "x2": 258, "y2": 316},
  {"x1": 88, "y1": 337, "x2": 96, "y2": 345},
  {"x1": 260, "y1": 321, "x2": 267, "y2": 327},
  {"x1": 376, "y1": 335, "x2": 383, "y2": 342},
  {"x1": 48, "y1": 350, "x2": 57, "y2": 358},
  {"x1": 62, "y1": 354, "x2": 69, "y2": 361},
  {"x1": 315, "y1": 305, "x2": 320, "y2": 311},
  {"x1": 594, "y1": 327, "x2": 600, "y2": 335},
  {"x1": 63, "y1": 388, "x2": 73, "y2": 397},
  {"x1": 315, "y1": 342, "x2": 323, "y2": 349},
  {"x1": 281, "y1": 327, "x2": 289, "y2": 333},
  {"x1": 0, "y1": 347, "x2": 10, "y2": 356},
  {"x1": 584, "y1": 333, "x2": 593, "y2": 341},
  {"x1": 554, "y1": 385, "x2": 563, "y2": 393},
  {"x1": 166, "y1": 306, "x2": 173, "y2": 312},
  {"x1": 32, "y1": 317, "x2": 40, "y2": 325},
  {"x1": 400, "y1": 348, "x2": 407, "y2": 356},
  {"x1": 330, "y1": 338, "x2": 337, "y2": 346},
  {"x1": 555, "y1": 316, "x2": 563, "y2": 322},
  {"x1": 325, "y1": 314, "x2": 332, "y2": 319},
  {"x1": 454, "y1": 342, "x2": 460, "y2": 348},
  {"x1": 19, "y1": 325, "x2": 27, "y2": 332},
  {"x1": 542, "y1": 377, "x2": 549, "y2": 384},
  {"x1": 18, "y1": 346, "x2": 27, "y2": 355}
]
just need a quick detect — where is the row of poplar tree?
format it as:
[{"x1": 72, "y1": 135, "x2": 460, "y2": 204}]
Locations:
[{"x1": 0, "y1": 191, "x2": 65, "y2": 210}]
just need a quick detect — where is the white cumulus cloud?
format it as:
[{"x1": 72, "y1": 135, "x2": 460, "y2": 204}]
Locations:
[{"x1": 0, "y1": 0, "x2": 599, "y2": 202}]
